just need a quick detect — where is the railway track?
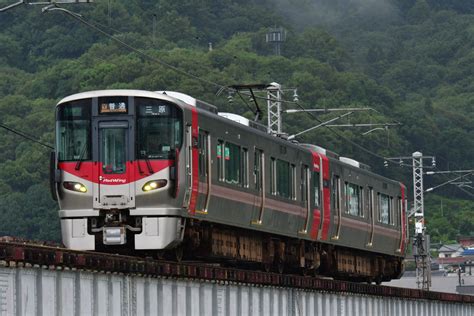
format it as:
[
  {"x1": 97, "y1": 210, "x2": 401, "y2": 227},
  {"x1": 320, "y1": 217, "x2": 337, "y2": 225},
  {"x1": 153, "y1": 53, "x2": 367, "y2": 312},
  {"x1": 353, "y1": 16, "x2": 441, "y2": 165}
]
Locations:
[{"x1": 0, "y1": 239, "x2": 472, "y2": 305}]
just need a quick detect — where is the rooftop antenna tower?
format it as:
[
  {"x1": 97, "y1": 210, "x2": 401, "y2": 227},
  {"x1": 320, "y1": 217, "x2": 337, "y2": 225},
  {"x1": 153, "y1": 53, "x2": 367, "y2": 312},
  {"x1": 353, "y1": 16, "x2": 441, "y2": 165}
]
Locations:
[{"x1": 266, "y1": 27, "x2": 286, "y2": 56}]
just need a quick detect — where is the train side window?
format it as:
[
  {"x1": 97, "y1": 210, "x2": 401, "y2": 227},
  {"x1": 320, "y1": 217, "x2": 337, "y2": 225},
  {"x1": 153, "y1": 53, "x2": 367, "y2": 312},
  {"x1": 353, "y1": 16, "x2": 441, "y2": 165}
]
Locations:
[
  {"x1": 254, "y1": 149, "x2": 263, "y2": 191},
  {"x1": 379, "y1": 193, "x2": 391, "y2": 224},
  {"x1": 198, "y1": 131, "x2": 208, "y2": 177},
  {"x1": 313, "y1": 171, "x2": 321, "y2": 208},
  {"x1": 345, "y1": 182, "x2": 362, "y2": 217},
  {"x1": 224, "y1": 142, "x2": 241, "y2": 185},
  {"x1": 301, "y1": 165, "x2": 308, "y2": 202},
  {"x1": 217, "y1": 140, "x2": 224, "y2": 182},
  {"x1": 242, "y1": 148, "x2": 249, "y2": 188},
  {"x1": 390, "y1": 197, "x2": 395, "y2": 226},
  {"x1": 276, "y1": 159, "x2": 290, "y2": 198}
]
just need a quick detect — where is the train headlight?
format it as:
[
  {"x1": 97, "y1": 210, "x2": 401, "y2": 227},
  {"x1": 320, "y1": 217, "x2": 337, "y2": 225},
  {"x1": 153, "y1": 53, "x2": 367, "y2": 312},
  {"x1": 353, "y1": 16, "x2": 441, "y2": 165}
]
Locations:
[
  {"x1": 142, "y1": 179, "x2": 167, "y2": 192},
  {"x1": 63, "y1": 181, "x2": 87, "y2": 193}
]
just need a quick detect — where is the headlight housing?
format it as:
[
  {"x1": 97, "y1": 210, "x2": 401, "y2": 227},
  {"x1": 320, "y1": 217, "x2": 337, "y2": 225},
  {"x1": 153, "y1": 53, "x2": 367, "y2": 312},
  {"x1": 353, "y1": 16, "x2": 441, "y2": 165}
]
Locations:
[
  {"x1": 142, "y1": 179, "x2": 167, "y2": 192},
  {"x1": 63, "y1": 181, "x2": 87, "y2": 193}
]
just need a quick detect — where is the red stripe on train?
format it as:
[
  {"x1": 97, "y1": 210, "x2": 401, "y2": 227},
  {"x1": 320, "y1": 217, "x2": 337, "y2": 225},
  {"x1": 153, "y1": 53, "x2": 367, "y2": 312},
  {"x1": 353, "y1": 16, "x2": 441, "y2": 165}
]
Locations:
[
  {"x1": 321, "y1": 154, "x2": 330, "y2": 240},
  {"x1": 188, "y1": 107, "x2": 199, "y2": 214},
  {"x1": 59, "y1": 160, "x2": 172, "y2": 184}
]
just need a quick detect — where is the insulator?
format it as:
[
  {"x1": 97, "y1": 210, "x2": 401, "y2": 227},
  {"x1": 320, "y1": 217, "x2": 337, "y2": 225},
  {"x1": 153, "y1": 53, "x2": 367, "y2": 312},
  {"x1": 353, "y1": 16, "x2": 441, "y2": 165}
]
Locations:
[{"x1": 293, "y1": 89, "x2": 299, "y2": 102}]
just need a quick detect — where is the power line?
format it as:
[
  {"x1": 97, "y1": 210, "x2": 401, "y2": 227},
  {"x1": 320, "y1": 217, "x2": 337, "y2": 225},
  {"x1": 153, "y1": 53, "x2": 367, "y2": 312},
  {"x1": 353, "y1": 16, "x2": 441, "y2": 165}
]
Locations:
[
  {"x1": 42, "y1": 4, "x2": 227, "y2": 91},
  {"x1": 44, "y1": 4, "x2": 405, "y2": 165},
  {"x1": 291, "y1": 100, "x2": 402, "y2": 164},
  {"x1": 0, "y1": 123, "x2": 54, "y2": 150}
]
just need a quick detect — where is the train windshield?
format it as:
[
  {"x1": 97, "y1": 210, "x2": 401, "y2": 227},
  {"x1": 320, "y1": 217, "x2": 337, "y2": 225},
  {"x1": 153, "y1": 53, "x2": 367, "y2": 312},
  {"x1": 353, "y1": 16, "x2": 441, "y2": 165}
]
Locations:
[
  {"x1": 56, "y1": 100, "x2": 91, "y2": 162},
  {"x1": 136, "y1": 98, "x2": 182, "y2": 159}
]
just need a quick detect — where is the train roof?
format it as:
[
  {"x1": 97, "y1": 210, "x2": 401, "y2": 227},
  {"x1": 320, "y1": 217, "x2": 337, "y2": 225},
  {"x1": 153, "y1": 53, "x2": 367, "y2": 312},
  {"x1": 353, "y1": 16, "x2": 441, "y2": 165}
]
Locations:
[
  {"x1": 58, "y1": 89, "x2": 219, "y2": 114},
  {"x1": 57, "y1": 89, "x2": 169, "y2": 105}
]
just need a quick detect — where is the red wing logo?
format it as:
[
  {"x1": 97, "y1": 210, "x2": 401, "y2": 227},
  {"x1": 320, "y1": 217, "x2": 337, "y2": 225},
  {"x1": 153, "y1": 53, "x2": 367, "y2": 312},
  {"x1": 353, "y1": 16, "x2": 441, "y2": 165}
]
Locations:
[{"x1": 101, "y1": 178, "x2": 127, "y2": 184}]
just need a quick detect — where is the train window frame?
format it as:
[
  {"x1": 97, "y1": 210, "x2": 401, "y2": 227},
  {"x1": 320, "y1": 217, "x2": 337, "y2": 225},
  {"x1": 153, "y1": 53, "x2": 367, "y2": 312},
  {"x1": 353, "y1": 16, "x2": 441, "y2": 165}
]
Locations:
[
  {"x1": 390, "y1": 197, "x2": 396, "y2": 226},
  {"x1": 224, "y1": 141, "x2": 241, "y2": 185},
  {"x1": 378, "y1": 193, "x2": 391, "y2": 225},
  {"x1": 276, "y1": 159, "x2": 291, "y2": 199},
  {"x1": 56, "y1": 100, "x2": 92, "y2": 162},
  {"x1": 344, "y1": 182, "x2": 363, "y2": 217},
  {"x1": 135, "y1": 98, "x2": 183, "y2": 160}
]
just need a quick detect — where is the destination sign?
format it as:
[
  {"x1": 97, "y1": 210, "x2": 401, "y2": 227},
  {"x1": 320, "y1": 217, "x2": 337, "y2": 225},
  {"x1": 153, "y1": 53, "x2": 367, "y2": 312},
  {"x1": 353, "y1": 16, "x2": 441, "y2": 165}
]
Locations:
[{"x1": 100, "y1": 101, "x2": 128, "y2": 114}]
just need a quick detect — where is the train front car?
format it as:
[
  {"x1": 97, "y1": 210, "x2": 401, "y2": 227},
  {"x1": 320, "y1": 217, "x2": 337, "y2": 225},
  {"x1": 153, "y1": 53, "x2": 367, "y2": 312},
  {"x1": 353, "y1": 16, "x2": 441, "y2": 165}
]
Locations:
[{"x1": 51, "y1": 90, "x2": 186, "y2": 251}]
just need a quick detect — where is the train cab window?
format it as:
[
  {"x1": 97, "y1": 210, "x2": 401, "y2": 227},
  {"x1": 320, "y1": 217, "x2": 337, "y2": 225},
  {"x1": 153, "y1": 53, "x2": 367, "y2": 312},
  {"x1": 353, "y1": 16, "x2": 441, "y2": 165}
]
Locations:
[
  {"x1": 313, "y1": 171, "x2": 321, "y2": 208},
  {"x1": 378, "y1": 193, "x2": 391, "y2": 225},
  {"x1": 136, "y1": 98, "x2": 183, "y2": 159},
  {"x1": 345, "y1": 182, "x2": 362, "y2": 217},
  {"x1": 224, "y1": 142, "x2": 241, "y2": 185},
  {"x1": 101, "y1": 127, "x2": 126, "y2": 174},
  {"x1": 254, "y1": 149, "x2": 263, "y2": 191},
  {"x1": 56, "y1": 99, "x2": 91, "y2": 162}
]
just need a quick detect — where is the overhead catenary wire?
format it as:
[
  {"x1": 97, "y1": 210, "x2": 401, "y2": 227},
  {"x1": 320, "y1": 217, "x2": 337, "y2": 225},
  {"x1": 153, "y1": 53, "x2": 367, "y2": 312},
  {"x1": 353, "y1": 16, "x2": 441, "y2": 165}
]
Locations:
[
  {"x1": 0, "y1": 123, "x2": 54, "y2": 150},
  {"x1": 42, "y1": 5, "x2": 226, "y2": 91},
  {"x1": 44, "y1": 4, "x2": 405, "y2": 167}
]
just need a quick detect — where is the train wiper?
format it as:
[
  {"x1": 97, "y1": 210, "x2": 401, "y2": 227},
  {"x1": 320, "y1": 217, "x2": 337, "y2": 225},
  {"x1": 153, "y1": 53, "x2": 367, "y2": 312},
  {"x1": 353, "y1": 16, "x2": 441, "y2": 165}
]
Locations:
[
  {"x1": 144, "y1": 155, "x2": 154, "y2": 174},
  {"x1": 75, "y1": 143, "x2": 88, "y2": 170},
  {"x1": 139, "y1": 149, "x2": 154, "y2": 174}
]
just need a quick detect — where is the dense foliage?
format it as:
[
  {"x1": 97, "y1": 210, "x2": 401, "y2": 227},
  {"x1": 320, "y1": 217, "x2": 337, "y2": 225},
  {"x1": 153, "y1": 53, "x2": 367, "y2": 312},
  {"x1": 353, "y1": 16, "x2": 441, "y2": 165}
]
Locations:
[{"x1": 0, "y1": 0, "x2": 472, "y2": 244}]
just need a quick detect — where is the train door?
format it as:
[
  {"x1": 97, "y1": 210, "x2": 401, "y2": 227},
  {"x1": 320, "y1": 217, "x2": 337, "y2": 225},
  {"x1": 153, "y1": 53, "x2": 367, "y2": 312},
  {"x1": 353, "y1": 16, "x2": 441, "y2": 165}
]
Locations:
[
  {"x1": 93, "y1": 120, "x2": 135, "y2": 209},
  {"x1": 195, "y1": 130, "x2": 211, "y2": 214},
  {"x1": 366, "y1": 187, "x2": 375, "y2": 247},
  {"x1": 331, "y1": 175, "x2": 342, "y2": 240},
  {"x1": 251, "y1": 148, "x2": 265, "y2": 225}
]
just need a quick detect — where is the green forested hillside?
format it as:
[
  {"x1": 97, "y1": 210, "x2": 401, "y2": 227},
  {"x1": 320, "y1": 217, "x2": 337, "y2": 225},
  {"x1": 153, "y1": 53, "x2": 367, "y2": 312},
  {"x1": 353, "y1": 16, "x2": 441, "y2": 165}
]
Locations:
[{"x1": 0, "y1": 0, "x2": 472, "y2": 244}]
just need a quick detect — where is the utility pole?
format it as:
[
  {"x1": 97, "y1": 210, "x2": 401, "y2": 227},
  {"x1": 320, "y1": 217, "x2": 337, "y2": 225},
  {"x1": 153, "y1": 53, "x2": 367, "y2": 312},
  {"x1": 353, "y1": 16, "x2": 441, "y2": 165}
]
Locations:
[
  {"x1": 266, "y1": 82, "x2": 283, "y2": 135},
  {"x1": 386, "y1": 151, "x2": 435, "y2": 291}
]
